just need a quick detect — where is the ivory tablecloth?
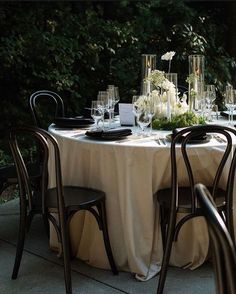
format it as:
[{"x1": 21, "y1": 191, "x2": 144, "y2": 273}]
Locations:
[{"x1": 48, "y1": 125, "x2": 235, "y2": 280}]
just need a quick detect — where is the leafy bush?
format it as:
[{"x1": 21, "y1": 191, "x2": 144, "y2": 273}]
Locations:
[{"x1": 0, "y1": 0, "x2": 235, "y2": 151}]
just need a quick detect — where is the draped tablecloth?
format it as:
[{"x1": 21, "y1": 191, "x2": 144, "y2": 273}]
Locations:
[{"x1": 48, "y1": 124, "x2": 235, "y2": 281}]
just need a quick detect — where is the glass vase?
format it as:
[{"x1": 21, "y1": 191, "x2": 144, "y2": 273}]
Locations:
[
  {"x1": 188, "y1": 55, "x2": 205, "y2": 112},
  {"x1": 141, "y1": 54, "x2": 156, "y2": 95}
]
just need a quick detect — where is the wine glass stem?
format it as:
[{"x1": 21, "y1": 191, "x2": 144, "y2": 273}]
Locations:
[{"x1": 108, "y1": 111, "x2": 112, "y2": 128}]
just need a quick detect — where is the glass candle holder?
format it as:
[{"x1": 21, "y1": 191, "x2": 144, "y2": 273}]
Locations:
[
  {"x1": 141, "y1": 54, "x2": 156, "y2": 95},
  {"x1": 188, "y1": 55, "x2": 205, "y2": 112}
]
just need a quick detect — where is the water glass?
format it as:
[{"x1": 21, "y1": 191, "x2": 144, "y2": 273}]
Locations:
[
  {"x1": 224, "y1": 87, "x2": 235, "y2": 126},
  {"x1": 136, "y1": 108, "x2": 152, "y2": 136},
  {"x1": 132, "y1": 95, "x2": 142, "y2": 135},
  {"x1": 91, "y1": 100, "x2": 103, "y2": 129}
]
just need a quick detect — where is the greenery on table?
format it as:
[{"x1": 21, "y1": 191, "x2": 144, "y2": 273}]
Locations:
[
  {"x1": 0, "y1": 0, "x2": 235, "y2": 161},
  {"x1": 152, "y1": 112, "x2": 206, "y2": 131}
]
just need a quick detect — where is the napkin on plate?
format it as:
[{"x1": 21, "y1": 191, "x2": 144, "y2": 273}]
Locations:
[
  {"x1": 172, "y1": 128, "x2": 207, "y2": 141},
  {"x1": 54, "y1": 117, "x2": 94, "y2": 127},
  {"x1": 85, "y1": 128, "x2": 132, "y2": 139}
]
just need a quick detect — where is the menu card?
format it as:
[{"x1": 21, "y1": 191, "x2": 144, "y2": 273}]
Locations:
[{"x1": 119, "y1": 103, "x2": 135, "y2": 126}]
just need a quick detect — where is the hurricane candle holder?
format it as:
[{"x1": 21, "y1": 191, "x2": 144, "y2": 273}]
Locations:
[
  {"x1": 141, "y1": 54, "x2": 156, "y2": 95},
  {"x1": 188, "y1": 55, "x2": 205, "y2": 111}
]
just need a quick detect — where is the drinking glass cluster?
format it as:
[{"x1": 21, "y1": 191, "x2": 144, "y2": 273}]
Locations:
[{"x1": 91, "y1": 85, "x2": 120, "y2": 129}]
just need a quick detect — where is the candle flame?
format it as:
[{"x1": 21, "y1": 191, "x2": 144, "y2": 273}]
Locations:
[{"x1": 195, "y1": 68, "x2": 200, "y2": 76}]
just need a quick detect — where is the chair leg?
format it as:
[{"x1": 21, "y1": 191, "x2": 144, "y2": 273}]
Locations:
[
  {"x1": 60, "y1": 219, "x2": 72, "y2": 294},
  {"x1": 42, "y1": 213, "x2": 50, "y2": 238},
  {"x1": 160, "y1": 206, "x2": 168, "y2": 249},
  {"x1": 157, "y1": 210, "x2": 177, "y2": 294},
  {"x1": 12, "y1": 207, "x2": 27, "y2": 279},
  {"x1": 97, "y1": 202, "x2": 118, "y2": 275}
]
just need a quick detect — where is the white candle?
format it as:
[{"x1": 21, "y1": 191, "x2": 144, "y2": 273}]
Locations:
[
  {"x1": 167, "y1": 91, "x2": 171, "y2": 120},
  {"x1": 147, "y1": 67, "x2": 151, "y2": 94}
]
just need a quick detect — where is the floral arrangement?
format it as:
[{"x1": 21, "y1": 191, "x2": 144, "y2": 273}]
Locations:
[
  {"x1": 145, "y1": 63, "x2": 189, "y2": 119},
  {"x1": 134, "y1": 51, "x2": 205, "y2": 130}
]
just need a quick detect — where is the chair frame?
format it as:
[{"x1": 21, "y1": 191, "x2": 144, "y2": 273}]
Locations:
[
  {"x1": 9, "y1": 126, "x2": 118, "y2": 294},
  {"x1": 29, "y1": 90, "x2": 65, "y2": 128},
  {"x1": 156, "y1": 124, "x2": 236, "y2": 294},
  {"x1": 195, "y1": 183, "x2": 236, "y2": 294}
]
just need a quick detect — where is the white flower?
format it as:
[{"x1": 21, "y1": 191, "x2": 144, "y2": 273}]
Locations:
[
  {"x1": 161, "y1": 51, "x2": 176, "y2": 61},
  {"x1": 134, "y1": 95, "x2": 150, "y2": 111}
]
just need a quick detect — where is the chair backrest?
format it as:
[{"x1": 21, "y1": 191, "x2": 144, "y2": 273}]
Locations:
[
  {"x1": 171, "y1": 124, "x2": 236, "y2": 212},
  {"x1": 29, "y1": 90, "x2": 65, "y2": 129},
  {"x1": 8, "y1": 126, "x2": 64, "y2": 215},
  {"x1": 195, "y1": 183, "x2": 236, "y2": 294}
]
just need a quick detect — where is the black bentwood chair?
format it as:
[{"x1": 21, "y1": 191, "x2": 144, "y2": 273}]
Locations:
[
  {"x1": 0, "y1": 91, "x2": 64, "y2": 204},
  {"x1": 9, "y1": 126, "x2": 118, "y2": 294},
  {"x1": 195, "y1": 183, "x2": 236, "y2": 294},
  {"x1": 29, "y1": 90, "x2": 65, "y2": 129},
  {"x1": 155, "y1": 125, "x2": 236, "y2": 294}
]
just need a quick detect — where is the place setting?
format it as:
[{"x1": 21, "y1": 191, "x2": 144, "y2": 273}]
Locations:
[{"x1": 84, "y1": 85, "x2": 133, "y2": 141}]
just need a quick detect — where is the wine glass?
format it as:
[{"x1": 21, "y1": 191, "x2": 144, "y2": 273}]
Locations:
[
  {"x1": 132, "y1": 95, "x2": 142, "y2": 134},
  {"x1": 147, "y1": 93, "x2": 156, "y2": 135},
  {"x1": 203, "y1": 91, "x2": 214, "y2": 121},
  {"x1": 91, "y1": 100, "x2": 103, "y2": 129},
  {"x1": 97, "y1": 91, "x2": 108, "y2": 128},
  {"x1": 205, "y1": 85, "x2": 216, "y2": 100},
  {"x1": 114, "y1": 87, "x2": 120, "y2": 105},
  {"x1": 136, "y1": 107, "x2": 152, "y2": 136},
  {"x1": 134, "y1": 95, "x2": 152, "y2": 136},
  {"x1": 106, "y1": 85, "x2": 116, "y2": 128},
  {"x1": 224, "y1": 87, "x2": 236, "y2": 126}
]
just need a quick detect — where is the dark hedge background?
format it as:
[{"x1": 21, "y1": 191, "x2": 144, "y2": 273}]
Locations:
[{"x1": 0, "y1": 0, "x2": 235, "y2": 162}]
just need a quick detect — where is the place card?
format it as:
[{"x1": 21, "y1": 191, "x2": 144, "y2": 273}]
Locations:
[{"x1": 119, "y1": 103, "x2": 135, "y2": 126}]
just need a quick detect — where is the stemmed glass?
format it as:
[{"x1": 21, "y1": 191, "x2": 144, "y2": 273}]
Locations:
[
  {"x1": 134, "y1": 95, "x2": 152, "y2": 136},
  {"x1": 224, "y1": 87, "x2": 236, "y2": 126},
  {"x1": 206, "y1": 85, "x2": 216, "y2": 101},
  {"x1": 114, "y1": 87, "x2": 120, "y2": 105},
  {"x1": 147, "y1": 93, "x2": 156, "y2": 135},
  {"x1": 132, "y1": 95, "x2": 142, "y2": 135},
  {"x1": 136, "y1": 107, "x2": 152, "y2": 136},
  {"x1": 106, "y1": 85, "x2": 116, "y2": 128},
  {"x1": 91, "y1": 100, "x2": 104, "y2": 130},
  {"x1": 203, "y1": 90, "x2": 215, "y2": 121},
  {"x1": 97, "y1": 91, "x2": 108, "y2": 129}
]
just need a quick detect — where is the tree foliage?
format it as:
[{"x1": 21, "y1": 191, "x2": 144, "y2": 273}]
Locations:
[{"x1": 0, "y1": 0, "x2": 235, "y2": 154}]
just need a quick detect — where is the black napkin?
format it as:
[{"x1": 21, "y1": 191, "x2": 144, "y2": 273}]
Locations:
[
  {"x1": 173, "y1": 128, "x2": 207, "y2": 142},
  {"x1": 220, "y1": 111, "x2": 236, "y2": 120},
  {"x1": 54, "y1": 117, "x2": 94, "y2": 127},
  {"x1": 85, "y1": 128, "x2": 132, "y2": 139}
]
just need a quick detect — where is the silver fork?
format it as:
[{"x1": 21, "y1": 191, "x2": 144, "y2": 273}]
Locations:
[
  {"x1": 213, "y1": 134, "x2": 226, "y2": 143},
  {"x1": 158, "y1": 137, "x2": 167, "y2": 145},
  {"x1": 155, "y1": 137, "x2": 166, "y2": 145}
]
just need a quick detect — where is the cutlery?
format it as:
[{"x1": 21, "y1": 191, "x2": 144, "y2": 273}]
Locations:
[
  {"x1": 160, "y1": 138, "x2": 167, "y2": 145},
  {"x1": 154, "y1": 138, "x2": 166, "y2": 145},
  {"x1": 155, "y1": 139, "x2": 161, "y2": 145},
  {"x1": 213, "y1": 135, "x2": 226, "y2": 143}
]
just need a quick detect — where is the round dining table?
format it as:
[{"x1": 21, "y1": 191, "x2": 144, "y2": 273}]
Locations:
[{"x1": 48, "y1": 118, "x2": 236, "y2": 281}]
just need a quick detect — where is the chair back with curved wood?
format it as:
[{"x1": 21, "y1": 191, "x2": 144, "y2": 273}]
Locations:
[
  {"x1": 29, "y1": 90, "x2": 65, "y2": 129},
  {"x1": 156, "y1": 124, "x2": 236, "y2": 294},
  {"x1": 9, "y1": 126, "x2": 118, "y2": 294},
  {"x1": 195, "y1": 183, "x2": 236, "y2": 294}
]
